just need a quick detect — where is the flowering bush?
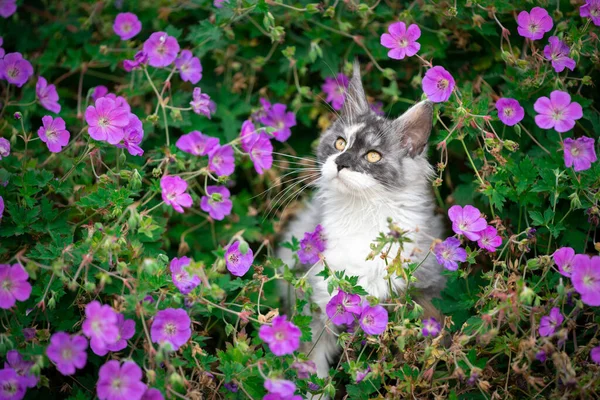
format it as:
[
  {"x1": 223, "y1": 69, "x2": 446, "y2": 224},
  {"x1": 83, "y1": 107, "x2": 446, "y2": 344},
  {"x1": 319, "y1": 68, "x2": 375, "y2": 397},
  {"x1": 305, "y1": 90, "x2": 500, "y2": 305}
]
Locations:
[{"x1": 0, "y1": 1, "x2": 599, "y2": 399}]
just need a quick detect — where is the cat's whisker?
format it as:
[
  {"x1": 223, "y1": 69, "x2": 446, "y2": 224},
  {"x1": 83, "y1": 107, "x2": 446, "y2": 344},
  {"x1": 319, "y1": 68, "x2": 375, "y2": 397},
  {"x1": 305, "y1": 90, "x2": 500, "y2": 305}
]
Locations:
[
  {"x1": 264, "y1": 173, "x2": 320, "y2": 217},
  {"x1": 251, "y1": 172, "x2": 320, "y2": 200},
  {"x1": 273, "y1": 178, "x2": 322, "y2": 221},
  {"x1": 272, "y1": 152, "x2": 323, "y2": 165}
]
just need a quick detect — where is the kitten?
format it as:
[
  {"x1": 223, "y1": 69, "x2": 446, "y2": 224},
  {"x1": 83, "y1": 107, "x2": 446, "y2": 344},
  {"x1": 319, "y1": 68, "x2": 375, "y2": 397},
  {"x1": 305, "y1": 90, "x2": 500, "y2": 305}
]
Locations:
[{"x1": 277, "y1": 63, "x2": 445, "y2": 378}]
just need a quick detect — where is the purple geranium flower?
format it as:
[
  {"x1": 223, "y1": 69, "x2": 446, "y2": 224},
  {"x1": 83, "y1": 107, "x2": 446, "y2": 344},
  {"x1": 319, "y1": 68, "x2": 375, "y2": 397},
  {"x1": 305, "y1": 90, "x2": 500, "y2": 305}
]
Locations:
[
  {"x1": 380, "y1": 22, "x2": 421, "y2": 60},
  {"x1": 190, "y1": 87, "x2": 216, "y2": 118},
  {"x1": 258, "y1": 315, "x2": 301, "y2": 356},
  {"x1": 434, "y1": 237, "x2": 467, "y2": 271},
  {"x1": 160, "y1": 176, "x2": 193, "y2": 213},
  {"x1": 240, "y1": 120, "x2": 259, "y2": 152},
  {"x1": 297, "y1": 225, "x2": 326, "y2": 265},
  {"x1": 5, "y1": 350, "x2": 37, "y2": 389},
  {"x1": 170, "y1": 256, "x2": 201, "y2": 295},
  {"x1": 544, "y1": 36, "x2": 576, "y2": 73},
  {"x1": 326, "y1": 290, "x2": 362, "y2": 325},
  {"x1": 0, "y1": 0, "x2": 17, "y2": 18},
  {"x1": 571, "y1": 255, "x2": 600, "y2": 306},
  {"x1": 370, "y1": 101, "x2": 385, "y2": 116},
  {"x1": 0, "y1": 137, "x2": 10, "y2": 159},
  {"x1": 38, "y1": 116, "x2": 70, "y2": 153},
  {"x1": 534, "y1": 90, "x2": 583, "y2": 133},
  {"x1": 123, "y1": 51, "x2": 148, "y2": 72},
  {"x1": 150, "y1": 308, "x2": 192, "y2": 351},
  {"x1": 97, "y1": 360, "x2": 147, "y2": 400},
  {"x1": 291, "y1": 360, "x2": 316, "y2": 379},
  {"x1": 175, "y1": 50, "x2": 202, "y2": 84},
  {"x1": 563, "y1": 136, "x2": 597, "y2": 172},
  {"x1": 91, "y1": 86, "x2": 109, "y2": 101},
  {"x1": 535, "y1": 350, "x2": 547, "y2": 362},
  {"x1": 0, "y1": 368, "x2": 25, "y2": 400},
  {"x1": 517, "y1": 7, "x2": 553, "y2": 40},
  {"x1": 141, "y1": 388, "x2": 164, "y2": 400},
  {"x1": 422, "y1": 66, "x2": 455, "y2": 103},
  {"x1": 580, "y1": 0, "x2": 600, "y2": 26},
  {"x1": 0, "y1": 264, "x2": 32, "y2": 309},
  {"x1": 592, "y1": 346, "x2": 600, "y2": 364},
  {"x1": 104, "y1": 93, "x2": 131, "y2": 113},
  {"x1": 495, "y1": 98, "x2": 524, "y2": 126},
  {"x1": 225, "y1": 241, "x2": 254, "y2": 276},
  {"x1": 36, "y1": 76, "x2": 61, "y2": 113},
  {"x1": 553, "y1": 247, "x2": 576, "y2": 277},
  {"x1": 82, "y1": 301, "x2": 120, "y2": 356},
  {"x1": 448, "y1": 205, "x2": 488, "y2": 241},
  {"x1": 355, "y1": 366, "x2": 371, "y2": 383},
  {"x1": 422, "y1": 317, "x2": 441, "y2": 337},
  {"x1": 359, "y1": 304, "x2": 388, "y2": 335},
  {"x1": 538, "y1": 307, "x2": 564, "y2": 337},
  {"x1": 477, "y1": 226, "x2": 502, "y2": 252},
  {"x1": 322, "y1": 74, "x2": 349, "y2": 111},
  {"x1": 175, "y1": 130, "x2": 219, "y2": 156},
  {"x1": 143, "y1": 32, "x2": 180, "y2": 68},
  {"x1": 200, "y1": 186, "x2": 233, "y2": 220},
  {"x1": 113, "y1": 12, "x2": 142, "y2": 41},
  {"x1": 249, "y1": 133, "x2": 273, "y2": 175},
  {"x1": 102, "y1": 313, "x2": 136, "y2": 353},
  {"x1": 260, "y1": 103, "x2": 296, "y2": 142},
  {"x1": 0, "y1": 196, "x2": 4, "y2": 221},
  {"x1": 0, "y1": 37, "x2": 3, "y2": 58},
  {"x1": 46, "y1": 332, "x2": 88, "y2": 376},
  {"x1": 116, "y1": 113, "x2": 144, "y2": 156},
  {"x1": 85, "y1": 97, "x2": 130, "y2": 144},
  {"x1": 0, "y1": 53, "x2": 34, "y2": 87},
  {"x1": 208, "y1": 145, "x2": 235, "y2": 176},
  {"x1": 265, "y1": 379, "x2": 298, "y2": 398}
]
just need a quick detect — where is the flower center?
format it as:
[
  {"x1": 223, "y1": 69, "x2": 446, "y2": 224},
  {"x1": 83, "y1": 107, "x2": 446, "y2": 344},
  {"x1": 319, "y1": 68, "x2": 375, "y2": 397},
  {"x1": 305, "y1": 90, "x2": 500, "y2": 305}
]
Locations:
[
  {"x1": 62, "y1": 348, "x2": 73, "y2": 361},
  {"x1": 228, "y1": 253, "x2": 239, "y2": 265},
  {"x1": 92, "y1": 320, "x2": 101, "y2": 333},
  {"x1": 398, "y1": 38, "x2": 408, "y2": 48},
  {"x1": 111, "y1": 378, "x2": 122, "y2": 391},
  {"x1": 98, "y1": 117, "x2": 109, "y2": 127},
  {"x1": 551, "y1": 107, "x2": 564, "y2": 121},
  {"x1": 584, "y1": 275, "x2": 596, "y2": 288},
  {"x1": 459, "y1": 222, "x2": 468, "y2": 231},
  {"x1": 528, "y1": 23, "x2": 539, "y2": 33},
  {"x1": 442, "y1": 249, "x2": 452, "y2": 260},
  {"x1": 336, "y1": 304, "x2": 344, "y2": 315},
  {"x1": 364, "y1": 315, "x2": 374, "y2": 326},
  {"x1": 122, "y1": 23, "x2": 131, "y2": 33},
  {"x1": 7, "y1": 67, "x2": 19, "y2": 79},
  {"x1": 2, "y1": 382, "x2": 17, "y2": 395},
  {"x1": 2, "y1": 280, "x2": 12, "y2": 291},
  {"x1": 165, "y1": 322, "x2": 177, "y2": 335},
  {"x1": 570, "y1": 146, "x2": 580, "y2": 157},
  {"x1": 167, "y1": 192, "x2": 177, "y2": 201},
  {"x1": 46, "y1": 129, "x2": 58, "y2": 142},
  {"x1": 437, "y1": 79, "x2": 449, "y2": 90},
  {"x1": 275, "y1": 331, "x2": 285, "y2": 341},
  {"x1": 503, "y1": 107, "x2": 514, "y2": 117}
]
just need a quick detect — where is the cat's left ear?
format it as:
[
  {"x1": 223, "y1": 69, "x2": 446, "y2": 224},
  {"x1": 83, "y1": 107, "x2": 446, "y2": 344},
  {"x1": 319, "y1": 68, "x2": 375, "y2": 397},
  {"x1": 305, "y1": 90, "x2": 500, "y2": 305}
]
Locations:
[{"x1": 394, "y1": 101, "x2": 434, "y2": 157}]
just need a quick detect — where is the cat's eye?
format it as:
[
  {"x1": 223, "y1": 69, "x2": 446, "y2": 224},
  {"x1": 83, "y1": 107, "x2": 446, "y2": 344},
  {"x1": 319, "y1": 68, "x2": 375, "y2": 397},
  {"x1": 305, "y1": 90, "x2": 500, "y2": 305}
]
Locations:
[
  {"x1": 334, "y1": 137, "x2": 346, "y2": 151},
  {"x1": 366, "y1": 151, "x2": 382, "y2": 163}
]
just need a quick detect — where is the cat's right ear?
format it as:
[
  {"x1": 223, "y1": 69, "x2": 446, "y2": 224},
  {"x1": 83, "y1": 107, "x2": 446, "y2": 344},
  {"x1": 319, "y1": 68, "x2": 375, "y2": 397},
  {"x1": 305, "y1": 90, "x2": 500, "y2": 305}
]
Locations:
[
  {"x1": 340, "y1": 61, "x2": 369, "y2": 120},
  {"x1": 394, "y1": 100, "x2": 434, "y2": 157}
]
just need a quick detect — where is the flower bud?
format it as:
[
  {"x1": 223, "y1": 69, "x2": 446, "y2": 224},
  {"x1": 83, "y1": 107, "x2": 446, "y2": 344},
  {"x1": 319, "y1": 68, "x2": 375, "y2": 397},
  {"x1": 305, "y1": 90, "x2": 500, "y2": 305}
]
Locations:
[
  {"x1": 238, "y1": 241, "x2": 250, "y2": 255},
  {"x1": 211, "y1": 193, "x2": 223, "y2": 202},
  {"x1": 519, "y1": 285, "x2": 535, "y2": 305},
  {"x1": 13, "y1": 112, "x2": 22, "y2": 120}
]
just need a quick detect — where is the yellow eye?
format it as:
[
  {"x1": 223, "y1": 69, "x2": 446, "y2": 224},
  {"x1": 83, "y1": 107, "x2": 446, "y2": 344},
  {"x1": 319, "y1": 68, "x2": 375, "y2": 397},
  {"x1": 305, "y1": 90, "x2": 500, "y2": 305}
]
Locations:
[
  {"x1": 335, "y1": 137, "x2": 346, "y2": 151},
  {"x1": 366, "y1": 151, "x2": 382, "y2": 163}
]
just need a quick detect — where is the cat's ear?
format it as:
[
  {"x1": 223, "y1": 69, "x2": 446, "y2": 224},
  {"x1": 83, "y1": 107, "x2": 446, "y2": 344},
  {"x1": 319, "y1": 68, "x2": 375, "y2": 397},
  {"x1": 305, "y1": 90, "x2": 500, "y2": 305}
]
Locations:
[
  {"x1": 341, "y1": 61, "x2": 369, "y2": 119},
  {"x1": 394, "y1": 100, "x2": 434, "y2": 157}
]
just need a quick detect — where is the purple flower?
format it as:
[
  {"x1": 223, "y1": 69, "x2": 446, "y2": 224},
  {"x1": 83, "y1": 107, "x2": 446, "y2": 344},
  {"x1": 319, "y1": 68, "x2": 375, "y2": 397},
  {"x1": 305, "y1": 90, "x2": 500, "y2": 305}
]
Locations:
[
  {"x1": 448, "y1": 205, "x2": 488, "y2": 241},
  {"x1": 422, "y1": 66, "x2": 455, "y2": 103},
  {"x1": 326, "y1": 290, "x2": 362, "y2": 325},
  {"x1": 477, "y1": 226, "x2": 502, "y2": 252},
  {"x1": 91, "y1": 86, "x2": 109, "y2": 101},
  {"x1": 102, "y1": 313, "x2": 135, "y2": 353},
  {"x1": 190, "y1": 87, "x2": 216, "y2": 118},
  {"x1": 434, "y1": 237, "x2": 467, "y2": 271},
  {"x1": 370, "y1": 101, "x2": 385, "y2": 116},
  {"x1": 249, "y1": 134, "x2": 273, "y2": 175},
  {"x1": 208, "y1": 145, "x2": 235, "y2": 176},
  {"x1": 143, "y1": 32, "x2": 180, "y2": 68},
  {"x1": 22, "y1": 328, "x2": 36, "y2": 341},
  {"x1": 224, "y1": 382, "x2": 238, "y2": 393},
  {"x1": 0, "y1": 368, "x2": 25, "y2": 400},
  {"x1": 116, "y1": 113, "x2": 144, "y2": 156},
  {"x1": 0, "y1": 137, "x2": 10, "y2": 159},
  {"x1": 563, "y1": 136, "x2": 597, "y2": 172},
  {"x1": 553, "y1": 247, "x2": 576, "y2": 277},
  {"x1": 200, "y1": 186, "x2": 232, "y2": 220},
  {"x1": 592, "y1": 346, "x2": 600, "y2": 364},
  {"x1": 422, "y1": 317, "x2": 441, "y2": 337},
  {"x1": 264, "y1": 379, "x2": 296, "y2": 398},
  {"x1": 359, "y1": 304, "x2": 388, "y2": 335},
  {"x1": 240, "y1": 120, "x2": 259, "y2": 152},
  {"x1": 0, "y1": 264, "x2": 32, "y2": 309},
  {"x1": 0, "y1": 0, "x2": 16, "y2": 18},
  {"x1": 150, "y1": 308, "x2": 192, "y2": 351},
  {"x1": 517, "y1": 7, "x2": 553, "y2": 40},
  {"x1": 85, "y1": 97, "x2": 130, "y2": 144},
  {"x1": 355, "y1": 366, "x2": 371, "y2": 383},
  {"x1": 534, "y1": 91, "x2": 583, "y2": 133},
  {"x1": 4, "y1": 351, "x2": 37, "y2": 389},
  {"x1": 97, "y1": 360, "x2": 147, "y2": 400},
  {"x1": 82, "y1": 301, "x2": 120, "y2": 356},
  {"x1": 321, "y1": 74, "x2": 349, "y2": 111},
  {"x1": 298, "y1": 225, "x2": 326, "y2": 265},
  {"x1": 113, "y1": 12, "x2": 142, "y2": 41},
  {"x1": 160, "y1": 176, "x2": 193, "y2": 213},
  {"x1": 0, "y1": 37, "x2": 3, "y2": 58},
  {"x1": 291, "y1": 360, "x2": 316, "y2": 379},
  {"x1": 535, "y1": 350, "x2": 547, "y2": 362},
  {"x1": 104, "y1": 93, "x2": 131, "y2": 113},
  {"x1": 46, "y1": 332, "x2": 88, "y2": 376},
  {"x1": 0, "y1": 196, "x2": 4, "y2": 221},
  {"x1": 495, "y1": 98, "x2": 524, "y2": 126},
  {"x1": 258, "y1": 315, "x2": 301, "y2": 356},
  {"x1": 571, "y1": 255, "x2": 600, "y2": 306},
  {"x1": 252, "y1": 98, "x2": 272, "y2": 121},
  {"x1": 0, "y1": 53, "x2": 33, "y2": 87},
  {"x1": 175, "y1": 50, "x2": 202, "y2": 84},
  {"x1": 260, "y1": 103, "x2": 296, "y2": 142},
  {"x1": 141, "y1": 388, "x2": 164, "y2": 400},
  {"x1": 544, "y1": 36, "x2": 576, "y2": 73},
  {"x1": 36, "y1": 76, "x2": 61, "y2": 113},
  {"x1": 38, "y1": 116, "x2": 70, "y2": 153},
  {"x1": 170, "y1": 256, "x2": 201, "y2": 295},
  {"x1": 123, "y1": 51, "x2": 148, "y2": 72},
  {"x1": 175, "y1": 130, "x2": 219, "y2": 156},
  {"x1": 580, "y1": 0, "x2": 600, "y2": 26},
  {"x1": 225, "y1": 241, "x2": 254, "y2": 276},
  {"x1": 380, "y1": 22, "x2": 421, "y2": 60},
  {"x1": 538, "y1": 307, "x2": 564, "y2": 337}
]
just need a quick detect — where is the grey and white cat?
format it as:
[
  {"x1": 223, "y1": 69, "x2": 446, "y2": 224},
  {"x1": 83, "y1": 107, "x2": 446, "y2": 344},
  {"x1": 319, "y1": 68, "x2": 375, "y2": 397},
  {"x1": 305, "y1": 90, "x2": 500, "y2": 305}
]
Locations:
[{"x1": 277, "y1": 63, "x2": 445, "y2": 379}]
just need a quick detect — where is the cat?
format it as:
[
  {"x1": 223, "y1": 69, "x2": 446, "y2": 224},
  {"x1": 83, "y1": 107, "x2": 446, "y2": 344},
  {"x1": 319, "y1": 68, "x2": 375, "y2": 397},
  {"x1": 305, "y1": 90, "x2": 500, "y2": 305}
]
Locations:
[{"x1": 276, "y1": 62, "x2": 446, "y2": 380}]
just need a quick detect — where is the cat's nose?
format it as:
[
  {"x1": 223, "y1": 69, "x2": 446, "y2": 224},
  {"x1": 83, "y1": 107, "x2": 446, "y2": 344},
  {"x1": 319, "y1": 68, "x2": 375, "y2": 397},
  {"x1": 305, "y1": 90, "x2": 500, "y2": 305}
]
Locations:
[{"x1": 337, "y1": 164, "x2": 348, "y2": 172}]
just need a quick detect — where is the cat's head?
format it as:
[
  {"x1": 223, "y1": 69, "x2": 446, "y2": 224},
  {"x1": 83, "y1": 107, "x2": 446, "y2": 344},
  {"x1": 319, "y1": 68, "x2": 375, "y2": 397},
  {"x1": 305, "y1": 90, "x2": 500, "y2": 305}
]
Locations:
[{"x1": 316, "y1": 63, "x2": 434, "y2": 195}]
